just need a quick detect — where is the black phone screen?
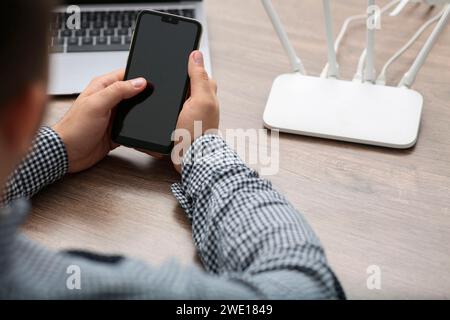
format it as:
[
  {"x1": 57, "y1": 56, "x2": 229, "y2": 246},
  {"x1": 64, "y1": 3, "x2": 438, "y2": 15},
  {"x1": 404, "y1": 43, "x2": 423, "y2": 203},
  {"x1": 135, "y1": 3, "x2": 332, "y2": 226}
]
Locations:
[{"x1": 112, "y1": 11, "x2": 202, "y2": 153}]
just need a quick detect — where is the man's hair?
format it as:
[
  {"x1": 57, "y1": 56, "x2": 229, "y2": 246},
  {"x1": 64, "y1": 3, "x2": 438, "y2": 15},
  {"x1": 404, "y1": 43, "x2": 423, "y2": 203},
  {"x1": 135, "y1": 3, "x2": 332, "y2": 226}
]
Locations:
[{"x1": 0, "y1": 0, "x2": 55, "y2": 106}]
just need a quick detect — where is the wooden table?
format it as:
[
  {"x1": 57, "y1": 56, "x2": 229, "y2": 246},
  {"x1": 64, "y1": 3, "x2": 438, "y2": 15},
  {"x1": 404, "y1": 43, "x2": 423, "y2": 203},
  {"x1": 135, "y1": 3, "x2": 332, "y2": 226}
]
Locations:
[{"x1": 25, "y1": 0, "x2": 450, "y2": 299}]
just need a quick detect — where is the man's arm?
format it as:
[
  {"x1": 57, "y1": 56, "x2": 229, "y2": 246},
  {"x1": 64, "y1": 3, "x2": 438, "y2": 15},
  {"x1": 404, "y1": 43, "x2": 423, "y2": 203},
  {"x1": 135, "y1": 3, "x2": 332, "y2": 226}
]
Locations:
[
  {"x1": 1, "y1": 134, "x2": 344, "y2": 300},
  {"x1": 1, "y1": 127, "x2": 68, "y2": 205},
  {"x1": 172, "y1": 135, "x2": 345, "y2": 299}
]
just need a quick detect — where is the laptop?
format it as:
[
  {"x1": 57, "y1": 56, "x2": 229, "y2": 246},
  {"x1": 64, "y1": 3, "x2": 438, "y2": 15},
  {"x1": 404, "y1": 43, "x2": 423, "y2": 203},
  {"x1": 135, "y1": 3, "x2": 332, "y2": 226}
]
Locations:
[{"x1": 49, "y1": 1, "x2": 211, "y2": 95}]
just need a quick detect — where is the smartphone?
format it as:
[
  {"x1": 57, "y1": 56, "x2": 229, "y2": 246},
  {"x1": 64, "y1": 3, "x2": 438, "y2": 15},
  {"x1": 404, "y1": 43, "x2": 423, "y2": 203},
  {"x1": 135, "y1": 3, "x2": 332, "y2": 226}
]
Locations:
[{"x1": 112, "y1": 10, "x2": 202, "y2": 154}]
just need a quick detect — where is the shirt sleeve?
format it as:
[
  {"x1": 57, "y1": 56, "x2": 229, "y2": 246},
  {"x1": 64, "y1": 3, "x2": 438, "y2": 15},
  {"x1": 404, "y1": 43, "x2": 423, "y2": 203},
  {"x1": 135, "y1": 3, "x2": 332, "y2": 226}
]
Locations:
[
  {"x1": 171, "y1": 134, "x2": 345, "y2": 299},
  {"x1": 1, "y1": 127, "x2": 68, "y2": 205},
  {"x1": 0, "y1": 134, "x2": 345, "y2": 300}
]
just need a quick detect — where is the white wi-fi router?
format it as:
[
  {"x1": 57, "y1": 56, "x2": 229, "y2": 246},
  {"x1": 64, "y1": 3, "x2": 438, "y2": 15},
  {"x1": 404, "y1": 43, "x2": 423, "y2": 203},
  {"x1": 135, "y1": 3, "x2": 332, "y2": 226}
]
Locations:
[{"x1": 261, "y1": 0, "x2": 450, "y2": 149}]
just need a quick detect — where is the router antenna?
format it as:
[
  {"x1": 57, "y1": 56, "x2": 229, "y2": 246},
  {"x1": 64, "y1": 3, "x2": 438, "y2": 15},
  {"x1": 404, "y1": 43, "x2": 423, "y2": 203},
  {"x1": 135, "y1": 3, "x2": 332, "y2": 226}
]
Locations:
[
  {"x1": 364, "y1": 0, "x2": 376, "y2": 83},
  {"x1": 322, "y1": 0, "x2": 339, "y2": 78},
  {"x1": 399, "y1": 4, "x2": 450, "y2": 88},
  {"x1": 261, "y1": 0, "x2": 306, "y2": 74}
]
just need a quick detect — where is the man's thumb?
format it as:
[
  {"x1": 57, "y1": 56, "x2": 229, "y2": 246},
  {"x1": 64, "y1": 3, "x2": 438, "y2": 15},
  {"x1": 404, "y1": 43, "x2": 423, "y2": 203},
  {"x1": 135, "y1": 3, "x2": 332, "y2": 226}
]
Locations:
[
  {"x1": 93, "y1": 77, "x2": 147, "y2": 111},
  {"x1": 188, "y1": 51, "x2": 210, "y2": 97}
]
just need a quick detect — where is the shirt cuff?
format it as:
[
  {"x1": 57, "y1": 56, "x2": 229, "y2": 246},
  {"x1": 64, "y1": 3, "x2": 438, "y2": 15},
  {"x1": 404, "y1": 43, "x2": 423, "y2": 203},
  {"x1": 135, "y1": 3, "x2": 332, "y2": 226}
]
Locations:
[
  {"x1": 26, "y1": 126, "x2": 69, "y2": 185},
  {"x1": 171, "y1": 134, "x2": 246, "y2": 220},
  {"x1": 1, "y1": 127, "x2": 69, "y2": 204}
]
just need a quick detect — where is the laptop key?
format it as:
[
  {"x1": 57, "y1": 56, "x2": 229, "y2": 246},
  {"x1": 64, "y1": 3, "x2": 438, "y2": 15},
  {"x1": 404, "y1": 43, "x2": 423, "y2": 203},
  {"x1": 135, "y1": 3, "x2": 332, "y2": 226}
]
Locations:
[
  {"x1": 107, "y1": 11, "x2": 119, "y2": 19},
  {"x1": 94, "y1": 12, "x2": 105, "y2": 21},
  {"x1": 117, "y1": 11, "x2": 125, "y2": 19},
  {"x1": 108, "y1": 20, "x2": 118, "y2": 28},
  {"x1": 111, "y1": 36, "x2": 122, "y2": 44},
  {"x1": 68, "y1": 44, "x2": 129, "y2": 52},
  {"x1": 61, "y1": 29, "x2": 72, "y2": 37},
  {"x1": 90, "y1": 29, "x2": 100, "y2": 37},
  {"x1": 84, "y1": 12, "x2": 94, "y2": 21},
  {"x1": 104, "y1": 28, "x2": 114, "y2": 36},
  {"x1": 96, "y1": 36, "x2": 107, "y2": 45},
  {"x1": 75, "y1": 29, "x2": 86, "y2": 37},
  {"x1": 118, "y1": 28, "x2": 128, "y2": 36},
  {"x1": 82, "y1": 37, "x2": 93, "y2": 45},
  {"x1": 94, "y1": 20, "x2": 104, "y2": 29},
  {"x1": 68, "y1": 37, "x2": 79, "y2": 46},
  {"x1": 122, "y1": 20, "x2": 132, "y2": 28}
]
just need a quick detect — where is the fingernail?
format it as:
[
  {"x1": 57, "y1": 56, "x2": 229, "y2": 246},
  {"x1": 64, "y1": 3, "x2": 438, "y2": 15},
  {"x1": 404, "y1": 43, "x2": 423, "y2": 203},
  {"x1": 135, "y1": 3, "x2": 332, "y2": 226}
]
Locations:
[
  {"x1": 131, "y1": 78, "x2": 146, "y2": 88},
  {"x1": 193, "y1": 51, "x2": 203, "y2": 65}
]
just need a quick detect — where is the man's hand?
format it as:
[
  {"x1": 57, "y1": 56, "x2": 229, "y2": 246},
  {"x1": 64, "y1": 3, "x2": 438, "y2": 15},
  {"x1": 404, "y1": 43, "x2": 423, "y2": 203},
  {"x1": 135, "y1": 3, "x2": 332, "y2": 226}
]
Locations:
[
  {"x1": 53, "y1": 70, "x2": 147, "y2": 173},
  {"x1": 54, "y1": 50, "x2": 218, "y2": 175},
  {"x1": 172, "y1": 50, "x2": 220, "y2": 173}
]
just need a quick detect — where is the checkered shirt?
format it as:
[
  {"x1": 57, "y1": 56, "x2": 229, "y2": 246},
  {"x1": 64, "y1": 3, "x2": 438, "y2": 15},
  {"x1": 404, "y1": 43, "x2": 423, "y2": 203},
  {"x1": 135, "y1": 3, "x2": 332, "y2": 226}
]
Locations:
[{"x1": 0, "y1": 127, "x2": 344, "y2": 299}]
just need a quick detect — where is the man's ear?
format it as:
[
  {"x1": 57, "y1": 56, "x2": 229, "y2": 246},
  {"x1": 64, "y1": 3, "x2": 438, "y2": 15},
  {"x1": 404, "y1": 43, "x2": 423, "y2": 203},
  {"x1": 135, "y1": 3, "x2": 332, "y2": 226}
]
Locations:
[{"x1": 0, "y1": 82, "x2": 47, "y2": 157}]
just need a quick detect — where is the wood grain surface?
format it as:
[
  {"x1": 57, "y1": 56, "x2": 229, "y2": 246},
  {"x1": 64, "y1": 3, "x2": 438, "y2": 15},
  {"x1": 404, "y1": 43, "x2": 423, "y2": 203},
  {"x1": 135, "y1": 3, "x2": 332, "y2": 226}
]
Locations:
[{"x1": 23, "y1": 0, "x2": 450, "y2": 299}]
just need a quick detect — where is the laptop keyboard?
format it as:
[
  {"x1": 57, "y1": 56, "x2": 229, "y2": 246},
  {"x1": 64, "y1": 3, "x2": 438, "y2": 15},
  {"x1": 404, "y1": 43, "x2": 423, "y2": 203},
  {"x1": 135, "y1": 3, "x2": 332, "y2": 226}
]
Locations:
[{"x1": 50, "y1": 9, "x2": 196, "y2": 53}]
